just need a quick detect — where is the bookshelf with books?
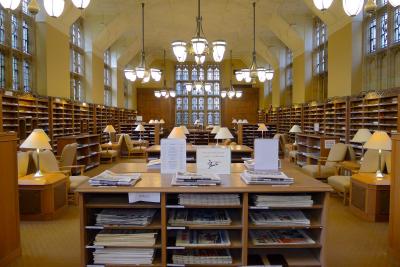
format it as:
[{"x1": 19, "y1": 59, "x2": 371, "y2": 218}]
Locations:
[
  {"x1": 267, "y1": 107, "x2": 280, "y2": 125},
  {"x1": 36, "y1": 97, "x2": 50, "y2": 136},
  {"x1": 296, "y1": 134, "x2": 340, "y2": 167},
  {"x1": 323, "y1": 98, "x2": 349, "y2": 143},
  {"x1": 302, "y1": 103, "x2": 325, "y2": 135},
  {"x1": 257, "y1": 110, "x2": 266, "y2": 123},
  {"x1": 0, "y1": 94, "x2": 19, "y2": 134},
  {"x1": 131, "y1": 123, "x2": 160, "y2": 146},
  {"x1": 77, "y1": 171, "x2": 332, "y2": 267},
  {"x1": 237, "y1": 124, "x2": 263, "y2": 148},
  {"x1": 279, "y1": 107, "x2": 291, "y2": 135},
  {"x1": 187, "y1": 129, "x2": 212, "y2": 145}
]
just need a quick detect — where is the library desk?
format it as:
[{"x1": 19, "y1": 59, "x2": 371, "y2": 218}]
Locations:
[
  {"x1": 77, "y1": 163, "x2": 332, "y2": 267},
  {"x1": 146, "y1": 144, "x2": 254, "y2": 163},
  {"x1": 18, "y1": 173, "x2": 68, "y2": 221},
  {"x1": 349, "y1": 173, "x2": 391, "y2": 222}
]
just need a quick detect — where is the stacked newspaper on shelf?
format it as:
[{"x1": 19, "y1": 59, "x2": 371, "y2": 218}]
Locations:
[
  {"x1": 93, "y1": 248, "x2": 154, "y2": 265},
  {"x1": 178, "y1": 194, "x2": 240, "y2": 206},
  {"x1": 250, "y1": 229, "x2": 315, "y2": 245},
  {"x1": 168, "y1": 209, "x2": 232, "y2": 226},
  {"x1": 249, "y1": 210, "x2": 310, "y2": 226},
  {"x1": 252, "y1": 195, "x2": 314, "y2": 208},
  {"x1": 96, "y1": 209, "x2": 157, "y2": 226},
  {"x1": 89, "y1": 170, "x2": 141, "y2": 186},
  {"x1": 172, "y1": 172, "x2": 221, "y2": 186},
  {"x1": 244, "y1": 159, "x2": 255, "y2": 171},
  {"x1": 93, "y1": 230, "x2": 157, "y2": 247},
  {"x1": 172, "y1": 249, "x2": 232, "y2": 265},
  {"x1": 175, "y1": 230, "x2": 231, "y2": 247},
  {"x1": 241, "y1": 170, "x2": 294, "y2": 185},
  {"x1": 146, "y1": 159, "x2": 161, "y2": 169}
]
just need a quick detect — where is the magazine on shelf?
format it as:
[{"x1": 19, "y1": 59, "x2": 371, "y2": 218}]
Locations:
[
  {"x1": 168, "y1": 209, "x2": 232, "y2": 226},
  {"x1": 89, "y1": 170, "x2": 141, "y2": 186},
  {"x1": 95, "y1": 209, "x2": 157, "y2": 226},
  {"x1": 178, "y1": 194, "x2": 241, "y2": 206},
  {"x1": 175, "y1": 230, "x2": 231, "y2": 247},
  {"x1": 172, "y1": 249, "x2": 232, "y2": 265},
  {"x1": 250, "y1": 229, "x2": 315, "y2": 245},
  {"x1": 171, "y1": 171, "x2": 221, "y2": 186},
  {"x1": 93, "y1": 247, "x2": 155, "y2": 265},
  {"x1": 93, "y1": 230, "x2": 157, "y2": 247},
  {"x1": 241, "y1": 170, "x2": 294, "y2": 185},
  {"x1": 252, "y1": 195, "x2": 314, "y2": 207},
  {"x1": 249, "y1": 210, "x2": 310, "y2": 226}
]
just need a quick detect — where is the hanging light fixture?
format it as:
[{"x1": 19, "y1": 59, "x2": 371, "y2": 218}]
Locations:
[
  {"x1": 28, "y1": 0, "x2": 40, "y2": 15},
  {"x1": 155, "y1": 50, "x2": 176, "y2": 99},
  {"x1": 0, "y1": 0, "x2": 21, "y2": 10},
  {"x1": 154, "y1": 91, "x2": 161, "y2": 98},
  {"x1": 265, "y1": 67, "x2": 274, "y2": 81},
  {"x1": 313, "y1": 0, "x2": 333, "y2": 11},
  {"x1": 223, "y1": 50, "x2": 242, "y2": 99},
  {"x1": 343, "y1": 0, "x2": 364, "y2": 17},
  {"x1": 126, "y1": 3, "x2": 161, "y2": 83},
  {"x1": 171, "y1": 0, "x2": 226, "y2": 63},
  {"x1": 169, "y1": 90, "x2": 176, "y2": 98},
  {"x1": 44, "y1": 0, "x2": 65, "y2": 18},
  {"x1": 71, "y1": 0, "x2": 90, "y2": 9},
  {"x1": 221, "y1": 91, "x2": 227, "y2": 98},
  {"x1": 389, "y1": 0, "x2": 400, "y2": 7}
]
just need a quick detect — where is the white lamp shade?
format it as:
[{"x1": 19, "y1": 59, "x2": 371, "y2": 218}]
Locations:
[
  {"x1": 237, "y1": 119, "x2": 243, "y2": 124},
  {"x1": 71, "y1": 0, "x2": 90, "y2": 9},
  {"x1": 160, "y1": 119, "x2": 165, "y2": 124},
  {"x1": 142, "y1": 71, "x2": 151, "y2": 83},
  {"x1": 313, "y1": 0, "x2": 333, "y2": 10},
  {"x1": 180, "y1": 125, "x2": 190, "y2": 135},
  {"x1": 169, "y1": 90, "x2": 176, "y2": 98},
  {"x1": 364, "y1": 131, "x2": 392, "y2": 151},
  {"x1": 235, "y1": 71, "x2": 244, "y2": 82},
  {"x1": 124, "y1": 69, "x2": 137, "y2": 81},
  {"x1": 212, "y1": 40, "x2": 226, "y2": 62},
  {"x1": 194, "y1": 81, "x2": 203, "y2": 91},
  {"x1": 172, "y1": 41, "x2": 187, "y2": 62},
  {"x1": 257, "y1": 124, "x2": 268, "y2": 131},
  {"x1": 242, "y1": 119, "x2": 248, "y2": 124},
  {"x1": 228, "y1": 90, "x2": 235, "y2": 99},
  {"x1": 149, "y1": 120, "x2": 155, "y2": 124},
  {"x1": 185, "y1": 83, "x2": 193, "y2": 92},
  {"x1": 289, "y1": 125, "x2": 302, "y2": 133},
  {"x1": 135, "y1": 124, "x2": 145, "y2": 132},
  {"x1": 154, "y1": 91, "x2": 161, "y2": 98},
  {"x1": 232, "y1": 119, "x2": 237, "y2": 124},
  {"x1": 343, "y1": 0, "x2": 364, "y2": 16},
  {"x1": 103, "y1": 125, "x2": 116, "y2": 133},
  {"x1": 150, "y1": 68, "x2": 162, "y2": 82},
  {"x1": 204, "y1": 83, "x2": 212, "y2": 92},
  {"x1": 235, "y1": 91, "x2": 243, "y2": 98},
  {"x1": 0, "y1": 0, "x2": 21, "y2": 9},
  {"x1": 257, "y1": 68, "x2": 267, "y2": 82},
  {"x1": 265, "y1": 69, "x2": 274, "y2": 81},
  {"x1": 351, "y1": 129, "x2": 372, "y2": 143},
  {"x1": 135, "y1": 66, "x2": 146, "y2": 79},
  {"x1": 389, "y1": 0, "x2": 400, "y2": 7},
  {"x1": 160, "y1": 90, "x2": 167, "y2": 97},
  {"x1": 211, "y1": 125, "x2": 221, "y2": 134},
  {"x1": 154, "y1": 120, "x2": 160, "y2": 124},
  {"x1": 20, "y1": 129, "x2": 52, "y2": 150},
  {"x1": 221, "y1": 91, "x2": 227, "y2": 98},
  {"x1": 168, "y1": 127, "x2": 187, "y2": 139},
  {"x1": 44, "y1": 0, "x2": 65, "y2": 17},
  {"x1": 191, "y1": 37, "x2": 208, "y2": 55},
  {"x1": 215, "y1": 127, "x2": 234, "y2": 140},
  {"x1": 244, "y1": 75, "x2": 252, "y2": 83}
]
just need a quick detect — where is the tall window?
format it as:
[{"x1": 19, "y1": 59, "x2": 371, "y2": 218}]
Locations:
[
  {"x1": 364, "y1": 2, "x2": 400, "y2": 90},
  {"x1": 175, "y1": 64, "x2": 221, "y2": 126},
  {"x1": 70, "y1": 19, "x2": 85, "y2": 101},
  {"x1": 284, "y1": 48, "x2": 293, "y2": 106},
  {"x1": 104, "y1": 49, "x2": 112, "y2": 106},
  {"x1": 312, "y1": 17, "x2": 328, "y2": 101},
  {"x1": 0, "y1": 1, "x2": 34, "y2": 92}
]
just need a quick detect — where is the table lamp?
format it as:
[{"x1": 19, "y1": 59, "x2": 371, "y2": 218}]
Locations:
[
  {"x1": 103, "y1": 125, "x2": 116, "y2": 145},
  {"x1": 134, "y1": 124, "x2": 146, "y2": 141},
  {"x1": 159, "y1": 119, "x2": 165, "y2": 124},
  {"x1": 215, "y1": 127, "x2": 234, "y2": 145},
  {"x1": 168, "y1": 127, "x2": 187, "y2": 139},
  {"x1": 237, "y1": 119, "x2": 243, "y2": 124},
  {"x1": 149, "y1": 119, "x2": 155, "y2": 124},
  {"x1": 351, "y1": 128, "x2": 372, "y2": 160},
  {"x1": 20, "y1": 129, "x2": 52, "y2": 178},
  {"x1": 180, "y1": 125, "x2": 190, "y2": 135},
  {"x1": 289, "y1": 125, "x2": 302, "y2": 145},
  {"x1": 242, "y1": 119, "x2": 248, "y2": 124},
  {"x1": 257, "y1": 123, "x2": 268, "y2": 139},
  {"x1": 154, "y1": 120, "x2": 160, "y2": 124},
  {"x1": 364, "y1": 131, "x2": 392, "y2": 178},
  {"x1": 211, "y1": 125, "x2": 221, "y2": 137}
]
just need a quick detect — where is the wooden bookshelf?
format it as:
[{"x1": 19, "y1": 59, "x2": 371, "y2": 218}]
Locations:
[
  {"x1": 77, "y1": 165, "x2": 332, "y2": 267},
  {"x1": 303, "y1": 103, "x2": 325, "y2": 135},
  {"x1": 186, "y1": 129, "x2": 212, "y2": 145},
  {"x1": 236, "y1": 124, "x2": 263, "y2": 148},
  {"x1": 131, "y1": 123, "x2": 161, "y2": 146},
  {"x1": 323, "y1": 97, "x2": 348, "y2": 143},
  {"x1": 257, "y1": 110, "x2": 266, "y2": 123},
  {"x1": 279, "y1": 107, "x2": 291, "y2": 135},
  {"x1": 296, "y1": 134, "x2": 340, "y2": 167}
]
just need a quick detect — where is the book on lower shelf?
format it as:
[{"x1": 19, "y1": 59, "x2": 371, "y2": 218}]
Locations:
[
  {"x1": 175, "y1": 230, "x2": 231, "y2": 247},
  {"x1": 252, "y1": 195, "x2": 314, "y2": 208},
  {"x1": 178, "y1": 194, "x2": 241, "y2": 206},
  {"x1": 250, "y1": 229, "x2": 315, "y2": 245},
  {"x1": 168, "y1": 209, "x2": 232, "y2": 226},
  {"x1": 172, "y1": 249, "x2": 233, "y2": 265},
  {"x1": 172, "y1": 172, "x2": 222, "y2": 186},
  {"x1": 249, "y1": 210, "x2": 310, "y2": 226},
  {"x1": 96, "y1": 209, "x2": 157, "y2": 226},
  {"x1": 93, "y1": 247, "x2": 155, "y2": 265},
  {"x1": 92, "y1": 229, "x2": 157, "y2": 247}
]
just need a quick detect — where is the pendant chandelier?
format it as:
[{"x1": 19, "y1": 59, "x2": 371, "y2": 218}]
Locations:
[
  {"x1": 124, "y1": 3, "x2": 161, "y2": 84},
  {"x1": 235, "y1": 2, "x2": 274, "y2": 84},
  {"x1": 154, "y1": 50, "x2": 176, "y2": 99},
  {"x1": 221, "y1": 50, "x2": 242, "y2": 99},
  {"x1": 171, "y1": 0, "x2": 227, "y2": 64},
  {"x1": 313, "y1": 0, "x2": 400, "y2": 16},
  {"x1": 184, "y1": 75, "x2": 213, "y2": 94}
]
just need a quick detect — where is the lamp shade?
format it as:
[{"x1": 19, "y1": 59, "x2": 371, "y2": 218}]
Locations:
[
  {"x1": 20, "y1": 129, "x2": 52, "y2": 150},
  {"x1": 313, "y1": 0, "x2": 333, "y2": 11},
  {"x1": 103, "y1": 125, "x2": 116, "y2": 133},
  {"x1": 351, "y1": 129, "x2": 372, "y2": 143},
  {"x1": 71, "y1": 0, "x2": 90, "y2": 9},
  {"x1": 232, "y1": 119, "x2": 238, "y2": 124},
  {"x1": 215, "y1": 127, "x2": 234, "y2": 140},
  {"x1": 168, "y1": 127, "x2": 187, "y2": 139},
  {"x1": 343, "y1": 0, "x2": 364, "y2": 16},
  {"x1": 154, "y1": 120, "x2": 160, "y2": 124},
  {"x1": 289, "y1": 125, "x2": 302, "y2": 133},
  {"x1": 242, "y1": 119, "x2": 248, "y2": 124},
  {"x1": 389, "y1": 0, "x2": 400, "y2": 7},
  {"x1": 211, "y1": 125, "x2": 221, "y2": 134},
  {"x1": 180, "y1": 125, "x2": 190, "y2": 135},
  {"x1": 44, "y1": 0, "x2": 65, "y2": 18},
  {"x1": 159, "y1": 119, "x2": 165, "y2": 124},
  {"x1": 364, "y1": 131, "x2": 392, "y2": 151},
  {"x1": 135, "y1": 124, "x2": 145, "y2": 132},
  {"x1": 0, "y1": 0, "x2": 21, "y2": 10},
  {"x1": 149, "y1": 120, "x2": 155, "y2": 124},
  {"x1": 257, "y1": 124, "x2": 268, "y2": 131}
]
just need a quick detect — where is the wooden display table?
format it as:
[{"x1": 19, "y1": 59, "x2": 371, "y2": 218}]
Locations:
[
  {"x1": 18, "y1": 173, "x2": 68, "y2": 221},
  {"x1": 77, "y1": 163, "x2": 331, "y2": 267},
  {"x1": 350, "y1": 173, "x2": 391, "y2": 222}
]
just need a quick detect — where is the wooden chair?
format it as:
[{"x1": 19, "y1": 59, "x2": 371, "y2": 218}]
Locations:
[
  {"x1": 100, "y1": 135, "x2": 123, "y2": 163},
  {"x1": 120, "y1": 134, "x2": 149, "y2": 158},
  {"x1": 273, "y1": 134, "x2": 288, "y2": 159}
]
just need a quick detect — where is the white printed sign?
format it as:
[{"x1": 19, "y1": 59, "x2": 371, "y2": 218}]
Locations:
[
  {"x1": 196, "y1": 147, "x2": 231, "y2": 174},
  {"x1": 161, "y1": 139, "x2": 186, "y2": 174},
  {"x1": 254, "y1": 139, "x2": 279, "y2": 171}
]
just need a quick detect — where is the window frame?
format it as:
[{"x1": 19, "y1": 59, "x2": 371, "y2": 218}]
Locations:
[{"x1": 70, "y1": 18, "x2": 85, "y2": 101}]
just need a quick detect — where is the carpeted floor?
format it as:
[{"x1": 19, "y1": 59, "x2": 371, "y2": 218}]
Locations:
[{"x1": 7, "y1": 159, "x2": 400, "y2": 267}]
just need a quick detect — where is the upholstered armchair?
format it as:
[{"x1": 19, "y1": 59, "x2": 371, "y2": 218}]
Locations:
[
  {"x1": 273, "y1": 134, "x2": 288, "y2": 158},
  {"x1": 120, "y1": 134, "x2": 149, "y2": 158}
]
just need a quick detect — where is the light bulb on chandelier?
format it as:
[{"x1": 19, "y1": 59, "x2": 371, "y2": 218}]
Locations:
[{"x1": 0, "y1": 0, "x2": 21, "y2": 10}]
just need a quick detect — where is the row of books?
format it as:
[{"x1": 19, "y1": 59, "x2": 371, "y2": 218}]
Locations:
[
  {"x1": 96, "y1": 209, "x2": 157, "y2": 226},
  {"x1": 249, "y1": 210, "x2": 310, "y2": 226},
  {"x1": 252, "y1": 195, "x2": 314, "y2": 207},
  {"x1": 178, "y1": 194, "x2": 241, "y2": 206},
  {"x1": 93, "y1": 248, "x2": 155, "y2": 265},
  {"x1": 172, "y1": 249, "x2": 232, "y2": 265},
  {"x1": 250, "y1": 229, "x2": 315, "y2": 245},
  {"x1": 175, "y1": 230, "x2": 231, "y2": 247},
  {"x1": 172, "y1": 172, "x2": 222, "y2": 186},
  {"x1": 169, "y1": 209, "x2": 232, "y2": 226},
  {"x1": 241, "y1": 170, "x2": 294, "y2": 185},
  {"x1": 89, "y1": 170, "x2": 141, "y2": 186},
  {"x1": 93, "y1": 230, "x2": 157, "y2": 247}
]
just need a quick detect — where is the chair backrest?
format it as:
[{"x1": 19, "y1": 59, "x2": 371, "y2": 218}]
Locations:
[
  {"x1": 384, "y1": 151, "x2": 392, "y2": 174},
  {"x1": 359, "y1": 149, "x2": 386, "y2": 173},
  {"x1": 117, "y1": 134, "x2": 124, "y2": 146},
  {"x1": 123, "y1": 134, "x2": 133, "y2": 147},
  {"x1": 60, "y1": 143, "x2": 78, "y2": 167},
  {"x1": 325, "y1": 143, "x2": 348, "y2": 167},
  {"x1": 17, "y1": 151, "x2": 30, "y2": 178},
  {"x1": 345, "y1": 145, "x2": 357, "y2": 162},
  {"x1": 32, "y1": 150, "x2": 60, "y2": 172}
]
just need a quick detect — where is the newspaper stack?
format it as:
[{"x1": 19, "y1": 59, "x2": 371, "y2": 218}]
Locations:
[
  {"x1": 241, "y1": 170, "x2": 294, "y2": 185},
  {"x1": 249, "y1": 210, "x2": 310, "y2": 226},
  {"x1": 168, "y1": 209, "x2": 232, "y2": 226},
  {"x1": 96, "y1": 209, "x2": 157, "y2": 226},
  {"x1": 93, "y1": 230, "x2": 157, "y2": 247},
  {"x1": 146, "y1": 159, "x2": 161, "y2": 169},
  {"x1": 172, "y1": 249, "x2": 232, "y2": 265},
  {"x1": 175, "y1": 230, "x2": 231, "y2": 247},
  {"x1": 178, "y1": 194, "x2": 241, "y2": 206},
  {"x1": 93, "y1": 248, "x2": 154, "y2": 265},
  {"x1": 252, "y1": 195, "x2": 314, "y2": 208},
  {"x1": 89, "y1": 170, "x2": 141, "y2": 186},
  {"x1": 244, "y1": 159, "x2": 255, "y2": 171},
  {"x1": 250, "y1": 229, "x2": 315, "y2": 245},
  {"x1": 172, "y1": 172, "x2": 221, "y2": 186}
]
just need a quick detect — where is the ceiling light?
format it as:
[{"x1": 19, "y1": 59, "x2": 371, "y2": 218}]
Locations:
[
  {"x1": 185, "y1": 83, "x2": 193, "y2": 92},
  {"x1": 142, "y1": 71, "x2": 150, "y2": 83},
  {"x1": 257, "y1": 68, "x2": 267, "y2": 82},
  {"x1": 71, "y1": 0, "x2": 90, "y2": 9},
  {"x1": 221, "y1": 91, "x2": 227, "y2": 98},
  {"x1": 313, "y1": 0, "x2": 333, "y2": 11},
  {"x1": 169, "y1": 90, "x2": 176, "y2": 98},
  {"x1": 235, "y1": 71, "x2": 244, "y2": 82},
  {"x1": 136, "y1": 66, "x2": 145, "y2": 79},
  {"x1": 204, "y1": 83, "x2": 212, "y2": 92},
  {"x1": 44, "y1": 0, "x2": 64, "y2": 17},
  {"x1": 191, "y1": 37, "x2": 208, "y2": 55},
  {"x1": 154, "y1": 91, "x2": 161, "y2": 98},
  {"x1": 161, "y1": 90, "x2": 167, "y2": 97},
  {"x1": 228, "y1": 90, "x2": 235, "y2": 99},
  {"x1": 266, "y1": 68, "x2": 274, "y2": 81},
  {"x1": 150, "y1": 68, "x2": 162, "y2": 82},
  {"x1": 236, "y1": 91, "x2": 243, "y2": 98},
  {"x1": 389, "y1": 0, "x2": 400, "y2": 7},
  {"x1": 244, "y1": 75, "x2": 252, "y2": 83},
  {"x1": 172, "y1": 41, "x2": 187, "y2": 63},
  {"x1": 165, "y1": 93, "x2": 170, "y2": 99},
  {"x1": 212, "y1": 41, "x2": 227, "y2": 62},
  {"x1": 343, "y1": 0, "x2": 364, "y2": 17},
  {"x1": 124, "y1": 69, "x2": 136, "y2": 81},
  {"x1": 194, "y1": 81, "x2": 203, "y2": 91},
  {"x1": 0, "y1": 0, "x2": 20, "y2": 10}
]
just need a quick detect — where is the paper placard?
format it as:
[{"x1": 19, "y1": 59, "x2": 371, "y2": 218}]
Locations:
[
  {"x1": 136, "y1": 116, "x2": 143, "y2": 122},
  {"x1": 161, "y1": 138, "x2": 186, "y2": 174},
  {"x1": 254, "y1": 139, "x2": 279, "y2": 171},
  {"x1": 324, "y1": 139, "x2": 336, "y2": 149},
  {"x1": 314, "y1": 123, "x2": 320, "y2": 132},
  {"x1": 4, "y1": 90, "x2": 13, "y2": 96},
  {"x1": 196, "y1": 147, "x2": 231, "y2": 174},
  {"x1": 128, "y1": 193, "x2": 160, "y2": 203}
]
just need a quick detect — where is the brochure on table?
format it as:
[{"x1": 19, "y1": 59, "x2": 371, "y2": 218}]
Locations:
[
  {"x1": 196, "y1": 147, "x2": 231, "y2": 174},
  {"x1": 161, "y1": 139, "x2": 187, "y2": 174},
  {"x1": 254, "y1": 139, "x2": 279, "y2": 171}
]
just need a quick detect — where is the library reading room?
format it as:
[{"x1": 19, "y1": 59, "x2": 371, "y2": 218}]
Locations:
[{"x1": 2, "y1": 0, "x2": 400, "y2": 267}]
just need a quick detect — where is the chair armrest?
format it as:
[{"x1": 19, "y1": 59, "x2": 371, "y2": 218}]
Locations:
[{"x1": 60, "y1": 165, "x2": 86, "y2": 175}]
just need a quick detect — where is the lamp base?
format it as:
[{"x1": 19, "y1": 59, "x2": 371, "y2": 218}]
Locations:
[
  {"x1": 376, "y1": 170, "x2": 384, "y2": 179},
  {"x1": 108, "y1": 141, "x2": 112, "y2": 145},
  {"x1": 293, "y1": 141, "x2": 297, "y2": 146},
  {"x1": 33, "y1": 170, "x2": 44, "y2": 178}
]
